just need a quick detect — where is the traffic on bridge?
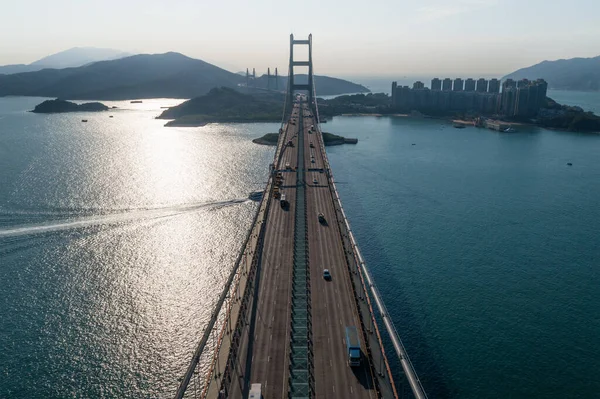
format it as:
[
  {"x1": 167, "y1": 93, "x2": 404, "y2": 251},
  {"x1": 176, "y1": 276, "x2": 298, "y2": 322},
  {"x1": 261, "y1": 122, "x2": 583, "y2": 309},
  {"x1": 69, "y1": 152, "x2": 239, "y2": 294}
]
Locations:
[{"x1": 174, "y1": 34, "x2": 427, "y2": 399}]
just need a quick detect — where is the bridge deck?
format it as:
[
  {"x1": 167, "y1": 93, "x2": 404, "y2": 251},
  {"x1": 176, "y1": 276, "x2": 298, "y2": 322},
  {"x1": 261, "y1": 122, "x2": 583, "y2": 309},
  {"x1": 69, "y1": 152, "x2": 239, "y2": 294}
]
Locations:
[{"x1": 225, "y1": 102, "x2": 381, "y2": 399}]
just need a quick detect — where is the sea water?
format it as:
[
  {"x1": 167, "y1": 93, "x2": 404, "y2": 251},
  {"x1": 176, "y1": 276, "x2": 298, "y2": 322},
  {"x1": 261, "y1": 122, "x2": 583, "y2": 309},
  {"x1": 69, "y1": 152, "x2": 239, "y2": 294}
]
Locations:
[{"x1": 1, "y1": 94, "x2": 599, "y2": 398}]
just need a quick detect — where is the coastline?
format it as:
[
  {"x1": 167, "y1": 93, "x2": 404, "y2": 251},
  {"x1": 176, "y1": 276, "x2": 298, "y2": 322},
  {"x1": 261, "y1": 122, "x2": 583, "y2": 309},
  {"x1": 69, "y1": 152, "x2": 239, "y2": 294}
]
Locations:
[
  {"x1": 329, "y1": 112, "x2": 598, "y2": 133},
  {"x1": 166, "y1": 111, "x2": 598, "y2": 134}
]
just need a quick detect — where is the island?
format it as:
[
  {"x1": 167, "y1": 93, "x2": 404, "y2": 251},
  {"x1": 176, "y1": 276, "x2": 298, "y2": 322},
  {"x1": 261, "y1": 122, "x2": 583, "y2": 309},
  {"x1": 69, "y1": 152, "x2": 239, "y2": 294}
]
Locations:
[
  {"x1": 253, "y1": 132, "x2": 357, "y2": 146},
  {"x1": 158, "y1": 87, "x2": 282, "y2": 126},
  {"x1": 31, "y1": 99, "x2": 109, "y2": 113}
]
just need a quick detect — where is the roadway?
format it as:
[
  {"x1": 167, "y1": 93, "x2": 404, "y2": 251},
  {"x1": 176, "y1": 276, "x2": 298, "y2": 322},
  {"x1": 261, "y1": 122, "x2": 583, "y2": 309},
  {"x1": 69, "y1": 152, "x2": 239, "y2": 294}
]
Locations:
[
  {"x1": 302, "y1": 103, "x2": 377, "y2": 399},
  {"x1": 229, "y1": 101, "x2": 379, "y2": 399},
  {"x1": 234, "y1": 105, "x2": 300, "y2": 399}
]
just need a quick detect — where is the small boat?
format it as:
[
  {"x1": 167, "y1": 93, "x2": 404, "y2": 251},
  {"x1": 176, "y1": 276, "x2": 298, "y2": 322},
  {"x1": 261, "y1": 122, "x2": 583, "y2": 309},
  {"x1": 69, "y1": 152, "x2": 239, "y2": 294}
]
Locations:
[
  {"x1": 81, "y1": 119, "x2": 88, "y2": 122},
  {"x1": 567, "y1": 162, "x2": 573, "y2": 166},
  {"x1": 503, "y1": 127, "x2": 516, "y2": 133},
  {"x1": 130, "y1": 100, "x2": 143, "y2": 104},
  {"x1": 248, "y1": 191, "x2": 263, "y2": 201}
]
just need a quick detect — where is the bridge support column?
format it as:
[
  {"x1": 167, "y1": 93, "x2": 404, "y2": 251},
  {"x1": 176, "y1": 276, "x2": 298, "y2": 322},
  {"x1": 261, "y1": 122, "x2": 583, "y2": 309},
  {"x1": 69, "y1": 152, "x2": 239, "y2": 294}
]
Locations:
[{"x1": 288, "y1": 33, "x2": 314, "y2": 114}]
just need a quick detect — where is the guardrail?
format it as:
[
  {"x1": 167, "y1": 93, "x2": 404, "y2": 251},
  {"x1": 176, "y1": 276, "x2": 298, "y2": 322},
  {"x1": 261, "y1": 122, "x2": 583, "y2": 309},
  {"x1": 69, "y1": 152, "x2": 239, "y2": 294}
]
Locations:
[{"x1": 315, "y1": 121, "x2": 428, "y2": 399}]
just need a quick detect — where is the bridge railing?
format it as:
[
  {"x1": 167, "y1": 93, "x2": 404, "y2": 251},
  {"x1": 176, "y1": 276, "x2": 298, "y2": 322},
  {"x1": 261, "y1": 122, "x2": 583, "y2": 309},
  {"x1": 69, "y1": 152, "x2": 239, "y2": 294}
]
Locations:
[{"x1": 314, "y1": 116, "x2": 428, "y2": 399}]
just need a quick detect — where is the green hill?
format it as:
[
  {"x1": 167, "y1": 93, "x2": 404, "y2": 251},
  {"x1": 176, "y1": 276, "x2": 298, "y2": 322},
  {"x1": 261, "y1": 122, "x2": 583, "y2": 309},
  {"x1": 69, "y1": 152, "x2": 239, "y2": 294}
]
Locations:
[
  {"x1": 158, "y1": 87, "x2": 283, "y2": 126},
  {"x1": 31, "y1": 99, "x2": 108, "y2": 113}
]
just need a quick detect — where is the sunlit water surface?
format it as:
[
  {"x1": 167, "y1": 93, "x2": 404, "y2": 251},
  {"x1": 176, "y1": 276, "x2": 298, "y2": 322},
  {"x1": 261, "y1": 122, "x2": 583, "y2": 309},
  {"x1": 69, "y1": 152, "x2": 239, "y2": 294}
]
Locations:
[{"x1": 0, "y1": 97, "x2": 275, "y2": 398}]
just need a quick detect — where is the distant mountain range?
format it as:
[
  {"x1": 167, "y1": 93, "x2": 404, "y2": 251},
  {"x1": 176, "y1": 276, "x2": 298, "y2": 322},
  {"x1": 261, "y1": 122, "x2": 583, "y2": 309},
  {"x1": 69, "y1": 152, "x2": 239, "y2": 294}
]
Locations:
[
  {"x1": 0, "y1": 47, "x2": 131, "y2": 75},
  {"x1": 503, "y1": 56, "x2": 600, "y2": 91},
  {"x1": 0, "y1": 52, "x2": 369, "y2": 99}
]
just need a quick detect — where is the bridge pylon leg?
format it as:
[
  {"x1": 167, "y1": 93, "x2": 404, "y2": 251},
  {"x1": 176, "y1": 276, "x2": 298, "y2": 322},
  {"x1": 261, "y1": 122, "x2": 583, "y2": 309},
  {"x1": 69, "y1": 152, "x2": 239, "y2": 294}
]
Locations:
[{"x1": 287, "y1": 33, "x2": 314, "y2": 117}]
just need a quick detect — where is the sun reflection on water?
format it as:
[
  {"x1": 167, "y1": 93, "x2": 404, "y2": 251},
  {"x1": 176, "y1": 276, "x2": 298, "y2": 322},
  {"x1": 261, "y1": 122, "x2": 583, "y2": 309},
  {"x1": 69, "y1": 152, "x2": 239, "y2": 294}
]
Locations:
[{"x1": 0, "y1": 97, "x2": 276, "y2": 398}]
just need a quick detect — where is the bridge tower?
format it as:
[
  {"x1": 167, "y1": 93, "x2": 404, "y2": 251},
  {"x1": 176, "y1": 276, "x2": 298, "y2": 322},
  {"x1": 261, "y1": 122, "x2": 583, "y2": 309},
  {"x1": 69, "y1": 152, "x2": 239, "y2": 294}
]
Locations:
[
  {"x1": 266, "y1": 67, "x2": 280, "y2": 91},
  {"x1": 246, "y1": 68, "x2": 258, "y2": 89},
  {"x1": 288, "y1": 34, "x2": 313, "y2": 111}
]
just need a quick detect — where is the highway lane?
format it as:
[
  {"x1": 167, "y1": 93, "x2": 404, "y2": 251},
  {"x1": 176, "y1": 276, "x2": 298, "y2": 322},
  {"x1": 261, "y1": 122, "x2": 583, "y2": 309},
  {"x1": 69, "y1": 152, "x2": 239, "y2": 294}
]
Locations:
[
  {"x1": 304, "y1": 103, "x2": 377, "y2": 399},
  {"x1": 231, "y1": 105, "x2": 301, "y2": 399},
  {"x1": 247, "y1": 184, "x2": 296, "y2": 398}
]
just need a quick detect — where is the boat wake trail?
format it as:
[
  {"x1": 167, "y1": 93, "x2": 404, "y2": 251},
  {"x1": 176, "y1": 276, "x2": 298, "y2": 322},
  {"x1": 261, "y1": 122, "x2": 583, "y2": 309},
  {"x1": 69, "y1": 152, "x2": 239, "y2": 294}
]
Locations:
[{"x1": 0, "y1": 198, "x2": 249, "y2": 239}]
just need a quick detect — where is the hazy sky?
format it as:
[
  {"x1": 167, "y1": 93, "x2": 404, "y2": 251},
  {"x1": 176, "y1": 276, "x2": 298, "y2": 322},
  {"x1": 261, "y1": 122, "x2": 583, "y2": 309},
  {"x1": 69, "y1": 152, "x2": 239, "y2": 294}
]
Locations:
[{"x1": 1, "y1": 0, "x2": 599, "y2": 76}]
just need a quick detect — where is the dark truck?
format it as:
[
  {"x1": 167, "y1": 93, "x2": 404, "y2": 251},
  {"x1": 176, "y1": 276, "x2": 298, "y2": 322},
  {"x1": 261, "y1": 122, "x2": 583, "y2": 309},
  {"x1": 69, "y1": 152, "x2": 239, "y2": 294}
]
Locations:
[
  {"x1": 345, "y1": 326, "x2": 361, "y2": 367},
  {"x1": 280, "y1": 193, "x2": 289, "y2": 209}
]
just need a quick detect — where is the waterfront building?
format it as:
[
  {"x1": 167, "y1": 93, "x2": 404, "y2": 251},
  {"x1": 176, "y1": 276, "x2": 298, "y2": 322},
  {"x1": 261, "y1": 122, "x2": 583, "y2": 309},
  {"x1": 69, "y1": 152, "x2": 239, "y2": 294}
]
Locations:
[
  {"x1": 533, "y1": 78, "x2": 548, "y2": 106},
  {"x1": 501, "y1": 87, "x2": 517, "y2": 116},
  {"x1": 502, "y1": 79, "x2": 516, "y2": 91},
  {"x1": 465, "y1": 78, "x2": 476, "y2": 92},
  {"x1": 527, "y1": 84, "x2": 540, "y2": 116},
  {"x1": 391, "y1": 78, "x2": 546, "y2": 117},
  {"x1": 453, "y1": 78, "x2": 464, "y2": 91},
  {"x1": 499, "y1": 78, "x2": 549, "y2": 117},
  {"x1": 514, "y1": 87, "x2": 529, "y2": 116},
  {"x1": 442, "y1": 78, "x2": 452, "y2": 91},
  {"x1": 476, "y1": 78, "x2": 488, "y2": 92},
  {"x1": 488, "y1": 78, "x2": 500, "y2": 93}
]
